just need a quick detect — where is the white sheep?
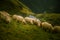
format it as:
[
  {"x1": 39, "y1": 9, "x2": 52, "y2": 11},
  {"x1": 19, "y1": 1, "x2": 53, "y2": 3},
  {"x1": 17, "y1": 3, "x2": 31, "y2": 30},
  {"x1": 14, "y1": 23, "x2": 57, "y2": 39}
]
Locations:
[
  {"x1": 12, "y1": 15, "x2": 26, "y2": 24},
  {"x1": 0, "y1": 11, "x2": 11, "y2": 23},
  {"x1": 24, "y1": 17, "x2": 34, "y2": 24},
  {"x1": 36, "y1": 19, "x2": 41, "y2": 27},
  {"x1": 53, "y1": 26, "x2": 60, "y2": 33},
  {"x1": 33, "y1": 18, "x2": 41, "y2": 27},
  {"x1": 41, "y1": 22, "x2": 53, "y2": 31},
  {"x1": 5, "y1": 16, "x2": 11, "y2": 23}
]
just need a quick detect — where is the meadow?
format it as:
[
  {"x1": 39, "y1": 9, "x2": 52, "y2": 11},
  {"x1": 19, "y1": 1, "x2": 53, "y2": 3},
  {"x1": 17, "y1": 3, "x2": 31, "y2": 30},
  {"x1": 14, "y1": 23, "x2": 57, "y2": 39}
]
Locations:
[{"x1": 0, "y1": 13, "x2": 60, "y2": 40}]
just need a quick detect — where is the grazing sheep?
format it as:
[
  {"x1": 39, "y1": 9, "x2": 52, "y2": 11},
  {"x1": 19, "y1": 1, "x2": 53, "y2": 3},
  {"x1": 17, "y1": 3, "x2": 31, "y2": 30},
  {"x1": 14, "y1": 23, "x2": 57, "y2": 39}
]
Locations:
[
  {"x1": 33, "y1": 19, "x2": 41, "y2": 27},
  {"x1": 12, "y1": 15, "x2": 26, "y2": 24},
  {"x1": 0, "y1": 11, "x2": 11, "y2": 23},
  {"x1": 41, "y1": 22, "x2": 53, "y2": 32},
  {"x1": 36, "y1": 19, "x2": 41, "y2": 27},
  {"x1": 24, "y1": 17, "x2": 34, "y2": 24},
  {"x1": 53, "y1": 26, "x2": 60, "y2": 33}
]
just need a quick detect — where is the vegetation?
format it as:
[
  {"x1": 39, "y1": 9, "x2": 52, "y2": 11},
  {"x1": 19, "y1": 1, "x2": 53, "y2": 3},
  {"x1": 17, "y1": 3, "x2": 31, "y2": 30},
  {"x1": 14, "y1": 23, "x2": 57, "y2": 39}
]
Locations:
[
  {"x1": 0, "y1": 0, "x2": 60, "y2": 40},
  {"x1": 0, "y1": 0, "x2": 33, "y2": 16},
  {"x1": 36, "y1": 13, "x2": 60, "y2": 26},
  {"x1": 0, "y1": 13, "x2": 60, "y2": 40}
]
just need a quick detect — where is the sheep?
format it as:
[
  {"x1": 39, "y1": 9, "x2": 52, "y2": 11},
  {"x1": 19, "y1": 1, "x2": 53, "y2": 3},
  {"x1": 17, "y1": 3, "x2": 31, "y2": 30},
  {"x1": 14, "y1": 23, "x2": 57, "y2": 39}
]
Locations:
[
  {"x1": 36, "y1": 19, "x2": 41, "y2": 27},
  {"x1": 53, "y1": 26, "x2": 60, "y2": 33},
  {"x1": 0, "y1": 11, "x2": 11, "y2": 23},
  {"x1": 12, "y1": 15, "x2": 26, "y2": 24},
  {"x1": 33, "y1": 18, "x2": 41, "y2": 27},
  {"x1": 41, "y1": 22, "x2": 53, "y2": 32},
  {"x1": 24, "y1": 17, "x2": 34, "y2": 24}
]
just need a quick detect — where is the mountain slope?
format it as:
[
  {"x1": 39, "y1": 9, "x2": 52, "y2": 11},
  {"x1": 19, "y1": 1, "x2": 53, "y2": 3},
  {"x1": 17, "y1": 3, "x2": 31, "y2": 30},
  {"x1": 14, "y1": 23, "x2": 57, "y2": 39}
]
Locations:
[
  {"x1": 0, "y1": 14, "x2": 60, "y2": 40},
  {"x1": 19, "y1": 0, "x2": 60, "y2": 13},
  {"x1": 0, "y1": 0, "x2": 33, "y2": 15}
]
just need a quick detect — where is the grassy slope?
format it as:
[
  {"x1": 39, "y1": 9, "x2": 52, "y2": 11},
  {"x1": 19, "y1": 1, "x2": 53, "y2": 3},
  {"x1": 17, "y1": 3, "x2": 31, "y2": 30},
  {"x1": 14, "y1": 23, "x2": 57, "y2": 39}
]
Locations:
[
  {"x1": 0, "y1": 14, "x2": 60, "y2": 40},
  {"x1": 0, "y1": 0, "x2": 60, "y2": 40},
  {"x1": 0, "y1": 0, "x2": 32, "y2": 16},
  {"x1": 36, "y1": 13, "x2": 60, "y2": 26},
  {"x1": 0, "y1": 19, "x2": 50, "y2": 40}
]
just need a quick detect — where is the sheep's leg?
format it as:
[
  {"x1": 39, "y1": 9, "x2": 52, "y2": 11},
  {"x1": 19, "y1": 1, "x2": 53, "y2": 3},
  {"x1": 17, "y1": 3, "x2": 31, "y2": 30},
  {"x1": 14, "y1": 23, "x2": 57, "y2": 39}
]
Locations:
[
  {"x1": 22, "y1": 20, "x2": 26, "y2": 24},
  {"x1": 30, "y1": 20, "x2": 33, "y2": 24},
  {"x1": 37, "y1": 23, "x2": 40, "y2": 27}
]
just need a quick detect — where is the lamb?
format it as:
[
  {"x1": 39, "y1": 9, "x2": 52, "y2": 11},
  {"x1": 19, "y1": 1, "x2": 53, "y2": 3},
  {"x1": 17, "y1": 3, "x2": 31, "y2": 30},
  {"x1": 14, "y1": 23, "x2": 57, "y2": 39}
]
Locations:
[
  {"x1": 12, "y1": 15, "x2": 26, "y2": 24},
  {"x1": 41, "y1": 22, "x2": 53, "y2": 32},
  {"x1": 53, "y1": 26, "x2": 60, "y2": 33},
  {"x1": 24, "y1": 17, "x2": 34, "y2": 24},
  {"x1": 0, "y1": 11, "x2": 11, "y2": 23}
]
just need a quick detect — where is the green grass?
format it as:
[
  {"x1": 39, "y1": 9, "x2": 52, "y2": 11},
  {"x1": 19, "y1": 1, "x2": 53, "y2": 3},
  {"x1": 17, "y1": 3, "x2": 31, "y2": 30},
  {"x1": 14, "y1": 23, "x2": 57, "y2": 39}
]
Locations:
[
  {"x1": 0, "y1": 0, "x2": 31, "y2": 16},
  {"x1": 0, "y1": 17, "x2": 60, "y2": 40},
  {"x1": 0, "y1": 0, "x2": 60, "y2": 40},
  {"x1": 36, "y1": 13, "x2": 60, "y2": 26}
]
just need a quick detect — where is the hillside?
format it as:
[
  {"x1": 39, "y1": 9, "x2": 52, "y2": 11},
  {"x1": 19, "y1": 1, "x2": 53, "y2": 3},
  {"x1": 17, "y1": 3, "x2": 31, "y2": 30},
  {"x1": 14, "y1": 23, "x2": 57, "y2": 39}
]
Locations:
[
  {"x1": 0, "y1": 13, "x2": 60, "y2": 40},
  {"x1": 36, "y1": 13, "x2": 60, "y2": 26},
  {"x1": 19, "y1": 0, "x2": 60, "y2": 13},
  {"x1": 0, "y1": 0, "x2": 33, "y2": 16},
  {"x1": 0, "y1": 0, "x2": 60, "y2": 40}
]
